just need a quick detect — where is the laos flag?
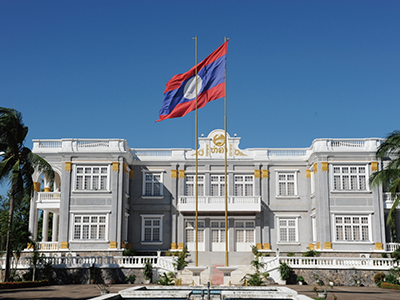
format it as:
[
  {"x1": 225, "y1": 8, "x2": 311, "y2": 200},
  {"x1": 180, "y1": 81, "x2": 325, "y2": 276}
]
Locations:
[{"x1": 157, "y1": 40, "x2": 229, "y2": 122}]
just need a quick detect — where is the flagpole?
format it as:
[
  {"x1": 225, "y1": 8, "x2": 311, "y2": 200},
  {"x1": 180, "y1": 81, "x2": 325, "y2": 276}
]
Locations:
[
  {"x1": 224, "y1": 36, "x2": 229, "y2": 267},
  {"x1": 194, "y1": 36, "x2": 199, "y2": 267}
]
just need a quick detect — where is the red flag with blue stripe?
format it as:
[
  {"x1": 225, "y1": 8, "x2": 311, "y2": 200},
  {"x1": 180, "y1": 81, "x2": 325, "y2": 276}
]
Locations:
[{"x1": 157, "y1": 41, "x2": 229, "y2": 122}]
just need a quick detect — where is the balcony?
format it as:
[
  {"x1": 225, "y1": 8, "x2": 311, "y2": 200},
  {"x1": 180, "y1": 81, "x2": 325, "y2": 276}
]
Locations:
[
  {"x1": 178, "y1": 196, "x2": 261, "y2": 212},
  {"x1": 383, "y1": 193, "x2": 400, "y2": 209},
  {"x1": 37, "y1": 192, "x2": 61, "y2": 210}
]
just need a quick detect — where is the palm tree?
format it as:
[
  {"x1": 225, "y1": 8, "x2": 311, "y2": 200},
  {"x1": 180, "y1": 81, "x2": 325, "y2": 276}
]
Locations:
[
  {"x1": 370, "y1": 130, "x2": 400, "y2": 241},
  {"x1": 0, "y1": 107, "x2": 53, "y2": 282}
]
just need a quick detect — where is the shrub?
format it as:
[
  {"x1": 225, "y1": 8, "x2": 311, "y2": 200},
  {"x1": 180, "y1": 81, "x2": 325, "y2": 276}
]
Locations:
[
  {"x1": 380, "y1": 282, "x2": 400, "y2": 290},
  {"x1": 287, "y1": 252, "x2": 295, "y2": 257},
  {"x1": 302, "y1": 249, "x2": 318, "y2": 257},
  {"x1": 385, "y1": 274, "x2": 399, "y2": 285},
  {"x1": 126, "y1": 274, "x2": 136, "y2": 284},
  {"x1": 374, "y1": 272, "x2": 385, "y2": 287},
  {"x1": 279, "y1": 263, "x2": 292, "y2": 281},
  {"x1": 144, "y1": 259, "x2": 153, "y2": 282},
  {"x1": 123, "y1": 249, "x2": 137, "y2": 256},
  {"x1": 158, "y1": 272, "x2": 175, "y2": 286},
  {"x1": 392, "y1": 247, "x2": 400, "y2": 261}
]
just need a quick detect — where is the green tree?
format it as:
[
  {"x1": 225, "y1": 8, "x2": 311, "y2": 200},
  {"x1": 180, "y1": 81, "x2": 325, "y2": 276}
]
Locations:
[
  {"x1": 0, "y1": 107, "x2": 53, "y2": 282},
  {"x1": 370, "y1": 130, "x2": 400, "y2": 241}
]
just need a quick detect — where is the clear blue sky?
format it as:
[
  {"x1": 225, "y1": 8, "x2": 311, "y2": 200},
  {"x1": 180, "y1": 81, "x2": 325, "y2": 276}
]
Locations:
[{"x1": 1, "y1": 0, "x2": 399, "y2": 151}]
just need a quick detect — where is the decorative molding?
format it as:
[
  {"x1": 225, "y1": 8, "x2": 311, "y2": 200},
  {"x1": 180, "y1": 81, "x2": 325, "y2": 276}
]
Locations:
[
  {"x1": 110, "y1": 241, "x2": 117, "y2": 249},
  {"x1": 262, "y1": 170, "x2": 269, "y2": 179},
  {"x1": 179, "y1": 170, "x2": 185, "y2": 179},
  {"x1": 33, "y1": 182, "x2": 41, "y2": 192},
  {"x1": 123, "y1": 163, "x2": 128, "y2": 174},
  {"x1": 316, "y1": 241, "x2": 321, "y2": 249},
  {"x1": 308, "y1": 243, "x2": 315, "y2": 250},
  {"x1": 324, "y1": 242, "x2": 332, "y2": 249},
  {"x1": 171, "y1": 170, "x2": 177, "y2": 179},
  {"x1": 313, "y1": 163, "x2": 318, "y2": 173},
  {"x1": 321, "y1": 162, "x2": 329, "y2": 172},
  {"x1": 375, "y1": 242, "x2": 383, "y2": 250},
  {"x1": 263, "y1": 243, "x2": 271, "y2": 250},
  {"x1": 178, "y1": 243, "x2": 184, "y2": 250},
  {"x1": 121, "y1": 241, "x2": 126, "y2": 248},
  {"x1": 256, "y1": 243, "x2": 262, "y2": 250},
  {"x1": 254, "y1": 170, "x2": 261, "y2": 179},
  {"x1": 112, "y1": 162, "x2": 119, "y2": 172},
  {"x1": 60, "y1": 241, "x2": 69, "y2": 249},
  {"x1": 371, "y1": 162, "x2": 378, "y2": 172},
  {"x1": 44, "y1": 187, "x2": 51, "y2": 192},
  {"x1": 306, "y1": 170, "x2": 311, "y2": 179},
  {"x1": 170, "y1": 243, "x2": 177, "y2": 250},
  {"x1": 129, "y1": 170, "x2": 134, "y2": 179},
  {"x1": 65, "y1": 162, "x2": 72, "y2": 172}
]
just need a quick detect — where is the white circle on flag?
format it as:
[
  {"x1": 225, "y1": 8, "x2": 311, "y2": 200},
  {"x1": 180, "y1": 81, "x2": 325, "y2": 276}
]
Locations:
[{"x1": 184, "y1": 75, "x2": 203, "y2": 100}]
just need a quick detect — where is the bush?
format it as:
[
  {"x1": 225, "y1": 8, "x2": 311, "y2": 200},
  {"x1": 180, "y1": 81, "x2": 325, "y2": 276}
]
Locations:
[
  {"x1": 287, "y1": 252, "x2": 295, "y2": 257},
  {"x1": 144, "y1": 259, "x2": 153, "y2": 282},
  {"x1": 126, "y1": 274, "x2": 136, "y2": 284},
  {"x1": 392, "y1": 247, "x2": 400, "y2": 261},
  {"x1": 302, "y1": 249, "x2": 318, "y2": 257},
  {"x1": 374, "y1": 272, "x2": 385, "y2": 287},
  {"x1": 385, "y1": 274, "x2": 399, "y2": 285},
  {"x1": 279, "y1": 263, "x2": 292, "y2": 281},
  {"x1": 380, "y1": 282, "x2": 400, "y2": 290},
  {"x1": 123, "y1": 249, "x2": 137, "y2": 256}
]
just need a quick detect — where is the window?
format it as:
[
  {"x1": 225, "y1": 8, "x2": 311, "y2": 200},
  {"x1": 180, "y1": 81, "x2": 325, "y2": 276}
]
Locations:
[
  {"x1": 75, "y1": 166, "x2": 109, "y2": 190},
  {"x1": 277, "y1": 172, "x2": 297, "y2": 196},
  {"x1": 333, "y1": 166, "x2": 368, "y2": 191},
  {"x1": 211, "y1": 221, "x2": 226, "y2": 243},
  {"x1": 278, "y1": 217, "x2": 298, "y2": 243},
  {"x1": 211, "y1": 175, "x2": 226, "y2": 196},
  {"x1": 234, "y1": 175, "x2": 254, "y2": 196},
  {"x1": 235, "y1": 221, "x2": 255, "y2": 243},
  {"x1": 185, "y1": 175, "x2": 204, "y2": 196},
  {"x1": 335, "y1": 215, "x2": 370, "y2": 241},
  {"x1": 143, "y1": 172, "x2": 163, "y2": 196},
  {"x1": 141, "y1": 215, "x2": 163, "y2": 242},
  {"x1": 185, "y1": 220, "x2": 204, "y2": 243},
  {"x1": 73, "y1": 214, "x2": 107, "y2": 240}
]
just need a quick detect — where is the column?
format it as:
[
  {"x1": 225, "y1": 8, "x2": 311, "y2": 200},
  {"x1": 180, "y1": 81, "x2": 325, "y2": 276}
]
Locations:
[
  {"x1": 59, "y1": 161, "x2": 72, "y2": 249},
  {"x1": 261, "y1": 168, "x2": 270, "y2": 250},
  {"x1": 52, "y1": 213, "x2": 59, "y2": 242},
  {"x1": 170, "y1": 164, "x2": 178, "y2": 249},
  {"x1": 42, "y1": 210, "x2": 49, "y2": 242}
]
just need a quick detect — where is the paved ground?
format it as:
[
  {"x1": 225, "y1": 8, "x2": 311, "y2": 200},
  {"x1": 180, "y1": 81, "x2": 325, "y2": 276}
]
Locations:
[{"x1": 0, "y1": 284, "x2": 399, "y2": 300}]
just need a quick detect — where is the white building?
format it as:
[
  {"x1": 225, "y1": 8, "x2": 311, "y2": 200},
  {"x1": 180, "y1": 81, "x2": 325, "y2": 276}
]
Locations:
[{"x1": 29, "y1": 130, "x2": 397, "y2": 261}]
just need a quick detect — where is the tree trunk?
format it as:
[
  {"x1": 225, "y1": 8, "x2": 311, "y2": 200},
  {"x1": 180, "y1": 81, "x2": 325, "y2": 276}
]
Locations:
[{"x1": 4, "y1": 193, "x2": 15, "y2": 282}]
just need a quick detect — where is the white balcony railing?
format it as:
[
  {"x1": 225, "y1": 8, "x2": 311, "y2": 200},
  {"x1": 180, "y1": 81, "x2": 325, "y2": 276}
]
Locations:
[
  {"x1": 36, "y1": 192, "x2": 61, "y2": 210},
  {"x1": 178, "y1": 196, "x2": 261, "y2": 212},
  {"x1": 37, "y1": 242, "x2": 59, "y2": 251}
]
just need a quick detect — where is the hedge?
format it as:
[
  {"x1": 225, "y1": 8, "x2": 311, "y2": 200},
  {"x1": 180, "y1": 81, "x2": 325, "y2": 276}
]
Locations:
[
  {"x1": 380, "y1": 282, "x2": 400, "y2": 290},
  {"x1": 0, "y1": 280, "x2": 50, "y2": 290}
]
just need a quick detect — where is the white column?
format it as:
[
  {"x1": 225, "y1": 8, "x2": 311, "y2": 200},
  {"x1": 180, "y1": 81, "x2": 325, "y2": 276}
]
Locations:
[
  {"x1": 42, "y1": 210, "x2": 49, "y2": 242},
  {"x1": 52, "y1": 213, "x2": 59, "y2": 242}
]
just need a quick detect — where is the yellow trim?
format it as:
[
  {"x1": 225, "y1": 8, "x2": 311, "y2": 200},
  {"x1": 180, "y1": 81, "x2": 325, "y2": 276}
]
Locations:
[
  {"x1": 60, "y1": 241, "x2": 69, "y2": 249},
  {"x1": 126, "y1": 243, "x2": 132, "y2": 249},
  {"x1": 33, "y1": 182, "x2": 41, "y2": 192},
  {"x1": 170, "y1": 243, "x2": 177, "y2": 250},
  {"x1": 178, "y1": 243, "x2": 184, "y2": 250},
  {"x1": 27, "y1": 243, "x2": 34, "y2": 249},
  {"x1": 110, "y1": 241, "x2": 117, "y2": 248},
  {"x1": 129, "y1": 170, "x2": 134, "y2": 179},
  {"x1": 308, "y1": 243, "x2": 315, "y2": 250},
  {"x1": 44, "y1": 187, "x2": 51, "y2": 192},
  {"x1": 254, "y1": 170, "x2": 261, "y2": 179},
  {"x1": 316, "y1": 242, "x2": 321, "y2": 249},
  {"x1": 179, "y1": 170, "x2": 185, "y2": 179},
  {"x1": 263, "y1": 243, "x2": 271, "y2": 250},
  {"x1": 262, "y1": 170, "x2": 269, "y2": 179},
  {"x1": 322, "y1": 162, "x2": 329, "y2": 172},
  {"x1": 256, "y1": 243, "x2": 262, "y2": 250},
  {"x1": 123, "y1": 163, "x2": 128, "y2": 174},
  {"x1": 171, "y1": 170, "x2": 177, "y2": 179},
  {"x1": 313, "y1": 163, "x2": 318, "y2": 173},
  {"x1": 371, "y1": 162, "x2": 378, "y2": 172},
  {"x1": 65, "y1": 162, "x2": 72, "y2": 172},
  {"x1": 324, "y1": 242, "x2": 332, "y2": 249},
  {"x1": 112, "y1": 162, "x2": 119, "y2": 172},
  {"x1": 306, "y1": 170, "x2": 311, "y2": 179},
  {"x1": 375, "y1": 242, "x2": 383, "y2": 250},
  {"x1": 121, "y1": 241, "x2": 125, "y2": 248}
]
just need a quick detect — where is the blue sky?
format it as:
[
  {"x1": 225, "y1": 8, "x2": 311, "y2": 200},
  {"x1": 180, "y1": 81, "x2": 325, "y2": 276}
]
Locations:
[{"x1": 1, "y1": 0, "x2": 399, "y2": 153}]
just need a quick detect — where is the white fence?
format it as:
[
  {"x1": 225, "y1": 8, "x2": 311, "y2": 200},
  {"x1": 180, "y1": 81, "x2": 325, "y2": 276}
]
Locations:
[
  {"x1": 0, "y1": 255, "x2": 175, "y2": 272},
  {"x1": 260, "y1": 256, "x2": 400, "y2": 272}
]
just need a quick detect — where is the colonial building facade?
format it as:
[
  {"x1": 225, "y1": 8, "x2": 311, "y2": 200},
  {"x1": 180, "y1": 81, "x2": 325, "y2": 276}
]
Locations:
[{"x1": 29, "y1": 130, "x2": 396, "y2": 258}]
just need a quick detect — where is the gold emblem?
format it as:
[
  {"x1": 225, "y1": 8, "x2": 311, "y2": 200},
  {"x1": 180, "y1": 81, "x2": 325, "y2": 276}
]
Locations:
[{"x1": 213, "y1": 134, "x2": 225, "y2": 146}]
